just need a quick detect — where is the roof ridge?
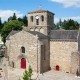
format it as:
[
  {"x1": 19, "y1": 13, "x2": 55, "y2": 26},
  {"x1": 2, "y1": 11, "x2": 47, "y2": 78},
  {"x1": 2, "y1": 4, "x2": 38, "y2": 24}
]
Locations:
[{"x1": 28, "y1": 9, "x2": 54, "y2": 14}]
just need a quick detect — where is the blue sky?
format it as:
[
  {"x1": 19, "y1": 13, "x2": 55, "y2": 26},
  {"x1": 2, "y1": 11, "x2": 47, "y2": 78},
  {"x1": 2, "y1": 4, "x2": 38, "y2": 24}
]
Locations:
[{"x1": 0, "y1": 0, "x2": 80, "y2": 23}]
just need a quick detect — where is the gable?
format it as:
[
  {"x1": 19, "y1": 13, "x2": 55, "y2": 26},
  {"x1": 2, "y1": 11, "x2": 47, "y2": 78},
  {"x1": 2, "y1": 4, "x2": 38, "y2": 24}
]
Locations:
[
  {"x1": 6, "y1": 30, "x2": 48, "y2": 41},
  {"x1": 6, "y1": 30, "x2": 37, "y2": 41}
]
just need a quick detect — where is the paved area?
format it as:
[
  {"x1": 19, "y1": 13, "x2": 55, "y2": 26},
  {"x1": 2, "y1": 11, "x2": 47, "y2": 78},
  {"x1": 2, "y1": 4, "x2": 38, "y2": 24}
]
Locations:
[
  {"x1": 36, "y1": 70, "x2": 80, "y2": 80},
  {"x1": 0, "y1": 58, "x2": 80, "y2": 80},
  {"x1": 0, "y1": 67, "x2": 80, "y2": 80}
]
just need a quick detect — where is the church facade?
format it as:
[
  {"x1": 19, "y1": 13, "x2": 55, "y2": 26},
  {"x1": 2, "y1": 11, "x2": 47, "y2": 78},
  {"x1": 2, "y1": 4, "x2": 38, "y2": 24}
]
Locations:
[{"x1": 5, "y1": 9, "x2": 80, "y2": 74}]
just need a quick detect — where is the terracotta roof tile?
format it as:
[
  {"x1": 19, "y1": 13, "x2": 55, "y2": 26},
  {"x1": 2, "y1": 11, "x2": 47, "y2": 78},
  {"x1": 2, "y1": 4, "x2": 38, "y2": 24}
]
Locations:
[
  {"x1": 28, "y1": 9, "x2": 54, "y2": 14},
  {"x1": 28, "y1": 9, "x2": 47, "y2": 14}
]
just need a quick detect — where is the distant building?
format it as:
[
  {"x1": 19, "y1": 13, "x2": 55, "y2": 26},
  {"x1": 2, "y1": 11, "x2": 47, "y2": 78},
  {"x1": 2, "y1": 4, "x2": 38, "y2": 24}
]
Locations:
[{"x1": 5, "y1": 9, "x2": 80, "y2": 74}]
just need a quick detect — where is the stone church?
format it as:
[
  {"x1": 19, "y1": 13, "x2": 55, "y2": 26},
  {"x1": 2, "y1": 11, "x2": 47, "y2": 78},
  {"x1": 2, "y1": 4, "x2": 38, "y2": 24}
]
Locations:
[{"x1": 5, "y1": 9, "x2": 80, "y2": 74}]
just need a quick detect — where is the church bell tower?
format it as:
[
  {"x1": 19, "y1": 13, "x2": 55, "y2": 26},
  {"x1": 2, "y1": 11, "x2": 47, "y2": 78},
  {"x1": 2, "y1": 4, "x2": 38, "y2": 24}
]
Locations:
[{"x1": 28, "y1": 9, "x2": 55, "y2": 35}]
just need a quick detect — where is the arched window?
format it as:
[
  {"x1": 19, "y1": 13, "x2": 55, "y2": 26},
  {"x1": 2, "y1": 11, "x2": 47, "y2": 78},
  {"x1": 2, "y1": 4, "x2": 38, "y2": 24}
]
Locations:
[
  {"x1": 36, "y1": 19, "x2": 39, "y2": 25},
  {"x1": 30, "y1": 16, "x2": 33, "y2": 22},
  {"x1": 41, "y1": 15, "x2": 44, "y2": 21},
  {"x1": 21, "y1": 47, "x2": 25, "y2": 53}
]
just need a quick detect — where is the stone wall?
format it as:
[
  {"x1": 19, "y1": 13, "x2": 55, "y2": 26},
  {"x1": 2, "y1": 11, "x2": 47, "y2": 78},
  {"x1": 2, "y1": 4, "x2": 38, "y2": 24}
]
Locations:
[
  {"x1": 6, "y1": 30, "x2": 50, "y2": 73},
  {"x1": 6, "y1": 30, "x2": 41, "y2": 72},
  {"x1": 71, "y1": 52, "x2": 79, "y2": 74},
  {"x1": 28, "y1": 12, "x2": 48, "y2": 27},
  {"x1": 28, "y1": 12, "x2": 54, "y2": 35},
  {"x1": 40, "y1": 39, "x2": 50, "y2": 73},
  {"x1": 50, "y1": 40, "x2": 78, "y2": 73}
]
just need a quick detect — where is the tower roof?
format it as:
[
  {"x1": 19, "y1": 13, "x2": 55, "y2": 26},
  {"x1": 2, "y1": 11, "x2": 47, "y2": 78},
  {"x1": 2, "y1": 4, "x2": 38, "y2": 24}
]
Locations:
[{"x1": 28, "y1": 9, "x2": 54, "y2": 14}]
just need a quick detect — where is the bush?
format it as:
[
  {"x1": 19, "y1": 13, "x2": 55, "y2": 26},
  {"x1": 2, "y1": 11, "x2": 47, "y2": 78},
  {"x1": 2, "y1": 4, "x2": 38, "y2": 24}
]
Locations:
[{"x1": 23, "y1": 66, "x2": 32, "y2": 80}]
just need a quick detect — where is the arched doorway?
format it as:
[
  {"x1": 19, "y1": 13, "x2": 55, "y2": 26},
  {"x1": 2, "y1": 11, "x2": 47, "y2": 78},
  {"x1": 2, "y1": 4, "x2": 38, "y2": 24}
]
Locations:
[{"x1": 21, "y1": 58, "x2": 26, "y2": 69}]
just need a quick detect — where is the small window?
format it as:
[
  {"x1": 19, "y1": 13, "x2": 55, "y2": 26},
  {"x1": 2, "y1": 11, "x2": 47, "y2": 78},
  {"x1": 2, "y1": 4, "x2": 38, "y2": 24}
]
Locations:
[
  {"x1": 30, "y1": 16, "x2": 33, "y2": 22},
  {"x1": 21, "y1": 47, "x2": 25, "y2": 53},
  {"x1": 41, "y1": 15, "x2": 44, "y2": 21},
  {"x1": 36, "y1": 19, "x2": 39, "y2": 25}
]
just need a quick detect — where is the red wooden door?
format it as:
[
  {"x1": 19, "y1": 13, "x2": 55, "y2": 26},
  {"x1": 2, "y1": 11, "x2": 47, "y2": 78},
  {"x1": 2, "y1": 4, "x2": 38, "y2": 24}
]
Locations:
[
  {"x1": 56, "y1": 65, "x2": 59, "y2": 71},
  {"x1": 21, "y1": 58, "x2": 26, "y2": 69}
]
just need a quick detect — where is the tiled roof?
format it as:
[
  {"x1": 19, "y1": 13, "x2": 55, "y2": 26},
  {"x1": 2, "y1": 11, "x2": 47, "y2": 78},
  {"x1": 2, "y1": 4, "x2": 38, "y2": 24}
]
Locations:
[
  {"x1": 28, "y1": 9, "x2": 47, "y2": 14},
  {"x1": 28, "y1": 31, "x2": 48, "y2": 39},
  {"x1": 28, "y1": 9, "x2": 54, "y2": 14},
  {"x1": 6, "y1": 30, "x2": 48, "y2": 40},
  {"x1": 50, "y1": 30, "x2": 78, "y2": 40}
]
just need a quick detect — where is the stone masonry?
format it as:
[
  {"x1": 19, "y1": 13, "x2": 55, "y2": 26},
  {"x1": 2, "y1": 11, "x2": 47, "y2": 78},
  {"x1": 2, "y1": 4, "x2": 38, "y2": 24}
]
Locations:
[
  {"x1": 50, "y1": 41, "x2": 79, "y2": 74},
  {"x1": 5, "y1": 9, "x2": 80, "y2": 74},
  {"x1": 6, "y1": 30, "x2": 50, "y2": 73}
]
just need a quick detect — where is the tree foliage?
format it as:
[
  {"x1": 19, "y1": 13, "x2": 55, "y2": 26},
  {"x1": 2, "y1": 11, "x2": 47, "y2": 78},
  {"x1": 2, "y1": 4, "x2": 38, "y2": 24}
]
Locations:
[
  {"x1": 22, "y1": 16, "x2": 28, "y2": 26},
  {"x1": 8, "y1": 16, "x2": 13, "y2": 22},
  {"x1": 1, "y1": 20, "x2": 23, "y2": 43},
  {"x1": 18, "y1": 17, "x2": 23, "y2": 22},
  {"x1": 8, "y1": 13, "x2": 17, "y2": 22},
  {"x1": 0, "y1": 18, "x2": 3, "y2": 31},
  {"x1": 0, "y1": 13, "x2": 28, "y2": 43},
  {"x1": 62, "y1": 19, "x2": 79, "y2": 30},
  {"x1": 56, "y1": 19, "x2": 80, "y2": 30},
  {"x1": 12, "y1": 13, "x2": 17, "y2": 20},
  {"x1": 23, "y1": 66, "x2": 33, "y2": 80},
  {"x1": 18, "y1": 16, "x2": 28, "y2": 27},
  {"x1": 0, "y1": 18, "x2": 2, "y2": 27}
]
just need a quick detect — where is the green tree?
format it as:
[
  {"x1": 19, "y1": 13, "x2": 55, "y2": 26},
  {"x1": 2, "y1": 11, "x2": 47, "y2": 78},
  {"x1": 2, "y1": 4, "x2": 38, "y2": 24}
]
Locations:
[
  {"x1": 0, "y1": 18, "x2": 3, "y2": 31},
  {"x1": 8, "y1": 16, "x2": 13, "y2": 22},
  {"x1": 22, "y1": 16, "x2": 28, "y2": 27},
  {"x1": 0, "y1": 18, "x2": 2, "y2": 26},
  {"x1": 54, "y1": 23, "x2": 59, "y2": 30},
  {"x1": 62, "y1": 19, "x2": 79, "y2": 30},
  {"x1": 59, "y1": 19, "x2": 62, "y2": 26},
  {"x1": 8, "y1": 13, "x2": 17, "y2": 22},
  {"x1": 56, "y1": 19, "x2": 62, "y2": 27},
  {"x1": 18, "y1": 17, "x2": 23, "y2": 22},
  {"x1": 1, "y1": 20, "x2": 23, "y2": 43},
  {"x1": 12, "y1": 13, "x2": 17, "y2": 20},
  {"x1": 23, "y1": 66, "x2": 32, "y2": 80},
  {"x1": 55, "y1": 19, "x2": 80, "y2": 30}
]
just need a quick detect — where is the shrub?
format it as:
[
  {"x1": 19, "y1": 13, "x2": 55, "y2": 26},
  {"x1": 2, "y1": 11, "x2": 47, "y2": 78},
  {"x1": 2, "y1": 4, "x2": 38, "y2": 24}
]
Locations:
[{"x1": 23, "y1": 66, "x2": 32, "y2": 80}]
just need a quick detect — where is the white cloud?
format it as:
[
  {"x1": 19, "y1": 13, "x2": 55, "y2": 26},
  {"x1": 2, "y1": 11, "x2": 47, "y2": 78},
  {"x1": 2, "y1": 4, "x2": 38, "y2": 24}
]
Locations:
[
  {"x1": 0, "y1": 10, "x2": 23, "y2": 22},
  {"x1": 50, "y1": 0, "x2": 80, "y2": 8},
  {"x1": 54, "y1": 16, "x2": 80, "y2": 23}
]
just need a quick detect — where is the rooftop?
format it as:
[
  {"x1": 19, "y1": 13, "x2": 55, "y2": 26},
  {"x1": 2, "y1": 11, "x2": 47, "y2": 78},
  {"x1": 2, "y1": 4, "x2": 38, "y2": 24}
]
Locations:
[
  {"x1": 50, "y1": 30, "x2": 79, "y2": 41},
  {"x1": 28, "y1": 9, "x2": 54, "y2": 14},
  {"x1": 6, "y1": 30, "x2": 48, "y2": 40}
]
